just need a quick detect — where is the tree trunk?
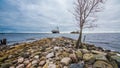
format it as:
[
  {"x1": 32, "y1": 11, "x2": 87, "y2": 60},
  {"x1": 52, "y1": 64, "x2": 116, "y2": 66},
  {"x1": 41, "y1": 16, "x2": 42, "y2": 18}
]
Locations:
[{"x1": 76, "y1": 27, "x2": 83, "y2": 48}]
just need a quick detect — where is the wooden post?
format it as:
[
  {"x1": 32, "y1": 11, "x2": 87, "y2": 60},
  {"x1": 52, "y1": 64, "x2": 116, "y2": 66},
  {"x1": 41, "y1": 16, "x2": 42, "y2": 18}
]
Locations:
[
  {"x1": 83, "y1": 35, "x2": 86, "y2": 43},
  {"x1": 1, "y1": 38, "x2": 7, "y2": 45}
]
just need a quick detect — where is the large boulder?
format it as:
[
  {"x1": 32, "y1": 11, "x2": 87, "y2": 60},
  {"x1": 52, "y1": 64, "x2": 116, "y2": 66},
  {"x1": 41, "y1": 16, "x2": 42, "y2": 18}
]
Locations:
[
  {"x1": 111, "y1": 55, "x2": 120, "y2": 67},
  {"x1": 93, "y1": 60, "x2": 113, "y2": 68},
  {"x1": 61, "y1": 57, "x2": 71, "y2": 65}
]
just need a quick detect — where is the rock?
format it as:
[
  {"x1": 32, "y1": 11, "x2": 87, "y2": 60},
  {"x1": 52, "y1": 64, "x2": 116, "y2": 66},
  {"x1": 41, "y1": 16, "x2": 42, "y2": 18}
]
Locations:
[
  {"x1": 48, "y1": 63, "x2": 56, "y2": 68},
  {"x1": 63, "y1": 66, "x2": 68, "y2": 68},
  {"x1": 43, "y1": 63, "x2": 49, "y2": 68},
  {"x1": 70, "y1": 63, "x2": 84, "y2": 68},
  {"x1": 32, "y1": 60, "x2": 38, "y2": 65},
  {"x1": 21, "y1": 53, "x2": 30, "y2": 58},
  {"x1": 9, "y1": 66, "x2": 15, "y2": 68},
  {"x1": 0, "y1": 56, "x2": 8, "y2": 62},
  {"x1": 91, "y1": 50, "x2": 107, "y2": 55},
  {"x1": 94, "y1": 54, "x2": 107, "y2": 61},
  {"x1": 61, "y1": 57, "x2": 71, "y2": 65},
  {"x1": 16, "y1": 64, "x2": 24, "y2": 68},
  {"x1": 26, "y1": 63, "x2": 32, "y2": 68},
  {"x1": 23, "y1": 59, "x2": 30, "y2": 65},
  {"x1": 62, "y1": 52, "x2": 69, "y2": 57},
  {"x1": 69, "y1": 53, "x2": 78, "y2": 63},
  {"x1": 34, "y1": 55, "x2": 39, "y2": 59},
  {"x1": 81, "y1": 49, "x2": 89, "y2": 54},
  {"x1": 83, "y1": 53, "x2": 94, "y2": 61},
  {"x1": 111, "y1": 55, "x2": 120, "y2": 64},
  {"x1": 93, "y1": 60, "x2": 113, "y2": 68},
  {"x1": 111, "y1": 55, "x2": 120, "y2": 67},
  {"x1": 39, "y1": 60, "x2": 46, "y2": 66},
  {"x1": 46, "y1": 52, "x2": 55, "y2": 58},
  {"x1": 1, "y1": 63, "x2": 11, "y2": 68},
  {"x1": 18, "y1": 57, "x2": 24, "y2": 63},
  {"x1": 54, "y1": 46, "x2": 60, "y2": 51},
  {"x1": 75, "y1": 50, "x2": 82, "y2": 59}
]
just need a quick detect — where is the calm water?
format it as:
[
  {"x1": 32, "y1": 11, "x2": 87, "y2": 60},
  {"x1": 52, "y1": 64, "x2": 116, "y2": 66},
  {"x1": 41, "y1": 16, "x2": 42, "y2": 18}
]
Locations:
[{"x1": 0, "y1": 33, "x2": 120, "y2": 52}]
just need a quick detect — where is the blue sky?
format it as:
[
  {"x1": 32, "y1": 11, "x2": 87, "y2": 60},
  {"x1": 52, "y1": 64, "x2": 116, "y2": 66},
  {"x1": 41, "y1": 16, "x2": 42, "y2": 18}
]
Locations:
[{"x1": 0, "y1": 0, "x2": 120, "y2": 33}]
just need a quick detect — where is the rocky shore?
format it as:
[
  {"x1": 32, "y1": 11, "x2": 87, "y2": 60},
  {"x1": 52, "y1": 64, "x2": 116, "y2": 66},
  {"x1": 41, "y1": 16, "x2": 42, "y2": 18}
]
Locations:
[{"x1": 0, "y1": 37, "x2": 120, "y2": 68}]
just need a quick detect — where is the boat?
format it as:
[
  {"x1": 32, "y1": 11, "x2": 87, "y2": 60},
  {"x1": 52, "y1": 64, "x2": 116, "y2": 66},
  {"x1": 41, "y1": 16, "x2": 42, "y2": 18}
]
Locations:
[{"x1": 51, "y1": 27, "x2": 60, "y2": 33}]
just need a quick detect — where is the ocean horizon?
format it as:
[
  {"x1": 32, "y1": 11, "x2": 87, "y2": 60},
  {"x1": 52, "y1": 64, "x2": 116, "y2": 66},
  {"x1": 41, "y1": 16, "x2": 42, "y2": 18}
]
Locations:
[{"x1": 0, "y1": 33, "x2": 120, "y2": 52}]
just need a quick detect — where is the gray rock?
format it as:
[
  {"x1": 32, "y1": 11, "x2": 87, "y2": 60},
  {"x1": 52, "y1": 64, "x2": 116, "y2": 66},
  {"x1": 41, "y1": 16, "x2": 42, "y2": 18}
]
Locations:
[
  {"x1": 46, "y1": 52, "x2": 54, "y2": 58},
  {"x1": 70, "y1": 63, "x2": 84, "y2": 68}
]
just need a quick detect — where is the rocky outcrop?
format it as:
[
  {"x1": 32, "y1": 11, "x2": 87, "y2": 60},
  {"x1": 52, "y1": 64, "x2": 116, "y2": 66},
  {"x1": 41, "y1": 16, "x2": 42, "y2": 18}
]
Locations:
[{"x1": 0, "y1": 37, "x2": 119, "y2": 68}]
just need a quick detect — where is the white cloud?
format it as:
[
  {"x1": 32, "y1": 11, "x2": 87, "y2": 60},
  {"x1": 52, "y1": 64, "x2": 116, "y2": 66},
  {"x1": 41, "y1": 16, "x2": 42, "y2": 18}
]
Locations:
[{"x1": 0, "y1": 0, "x2": 120, "y2": 33}]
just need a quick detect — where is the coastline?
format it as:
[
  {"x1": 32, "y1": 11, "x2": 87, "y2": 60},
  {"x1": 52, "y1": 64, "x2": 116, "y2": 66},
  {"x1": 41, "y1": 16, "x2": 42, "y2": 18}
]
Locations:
[{"x1": 0, "y1": 37, "x2": 120, "y2": 68}]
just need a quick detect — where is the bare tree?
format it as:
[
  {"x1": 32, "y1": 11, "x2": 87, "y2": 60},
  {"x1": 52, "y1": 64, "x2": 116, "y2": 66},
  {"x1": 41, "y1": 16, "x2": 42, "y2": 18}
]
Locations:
[{"x1": 73, "y1": 0, "x2": 105, "y2": 48}]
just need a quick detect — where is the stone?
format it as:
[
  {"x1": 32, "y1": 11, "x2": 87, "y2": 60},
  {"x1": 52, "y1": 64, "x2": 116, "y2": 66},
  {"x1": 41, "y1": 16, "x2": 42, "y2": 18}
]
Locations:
[
  {"x1": 23, "y1": 59, "x2": 30, "y2": 65},
  {"x1": 81, "y1": 49, "x2": 89, "y2": 54},
  {"x1": 61, "y1": 57, "x2": 71, "y2": 65},
  {"x1": 16, "y1": 64, "x2": 24, "y2": 68},
  {"x1": 34, "y1": 55, "x2": 39, "y2": 59},
  {"x1": 75, "y1": 50, "x2": 82, "y2": 59},
  {"x1": 18, "y1": 57, "x2": 24, "y2": 63},
  {"x1": 93, "y1": 60, "x2": 113, "y2": 68},
  {"x1": 111, "y1": 55, "x2": 120, "y2": 67},
  {"x1": 63, "y1": 66, "x2": 68, "y2": 68},
  {"x1": 48, "y1": 63, "x2": 56, "y2": 68},
  {"x1": 1, "y1": 63, "x2": 11, "y2": 68},
  {"x1": 43, "y1": 63, "x2": 49, "y2": 68},
  {"x1": 39, "y1": 60, "x2": 46, "y2": 66},
  {"x1": 70, "y1": 63, "x2": 84, "y2": 68},
  {"x1": 62, "y1": 52, "x2": 69, "y2": 57},
  {"x1": 26, "y1": 63, "x2": 32, "y2": 68},
  {"x1": 94, "y1": 54, "x2": 107, "y2": 61},
  {"x1": 46, "y1": 52, "x2": 54, "y2": 58},
  {"x1": 111, "y1": 55, "x2": 120, "y2": 63},
  {"x1": 54, "y1": 46, "x2": 60, "y2": 51},
  {"x1": 9, "y1": 66, "x2": 15, "y2": 68},
  {"x1": 83, "y1": 53, "x2": 94, "y2": 61},
  {"x1": 91, "y1": 50, "x2": 107, "y2": 55},
  {"x1": 32, "y1": 60, "x2": 38, "y2": 65},
  {"x1": 69, "y1": 53, "x2": 78, "y2": 63}
]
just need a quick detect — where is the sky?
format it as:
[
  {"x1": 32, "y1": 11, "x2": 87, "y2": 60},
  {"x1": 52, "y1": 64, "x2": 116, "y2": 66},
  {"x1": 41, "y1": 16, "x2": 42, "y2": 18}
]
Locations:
[{"x1": 0, "y1": 0, "x2": 120, "y2": 33}]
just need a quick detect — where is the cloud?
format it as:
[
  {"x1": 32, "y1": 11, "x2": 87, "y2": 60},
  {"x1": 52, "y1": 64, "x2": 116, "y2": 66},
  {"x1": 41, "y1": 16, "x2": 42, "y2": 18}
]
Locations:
[{"x1": 0, "y1": 0, "x2": 120, "y2": 33}]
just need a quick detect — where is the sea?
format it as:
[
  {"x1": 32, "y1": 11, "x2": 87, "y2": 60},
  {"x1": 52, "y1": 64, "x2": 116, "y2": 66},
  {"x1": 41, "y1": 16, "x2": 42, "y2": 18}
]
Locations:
[{"x1": 0, "y1": 33, "x2": 120, "y2": 52}]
